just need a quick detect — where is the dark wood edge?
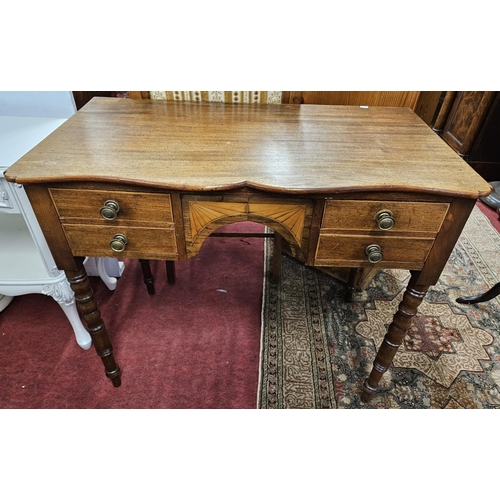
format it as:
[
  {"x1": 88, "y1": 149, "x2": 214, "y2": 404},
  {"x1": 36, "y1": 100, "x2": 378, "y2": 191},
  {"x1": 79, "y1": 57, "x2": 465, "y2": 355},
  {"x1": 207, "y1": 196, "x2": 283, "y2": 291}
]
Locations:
[
  {"x1": 417, "y1": 197, "x2": 476, "y2": 285},
  {"x1": 305, "y1": 198, "x2": 325, "y2": 266},
  {"x1": 23, "y1": 185, "x2": 79, "y2": 271},
  {"x1": 432, "y1": 91, "x2": 457, "y2": 132},
  {"x1": 6, "y1": 176, "x2": 491, "y2": 199},
  {"x1": 170, "y1": 192, "x2": 187, "y2": 260}
]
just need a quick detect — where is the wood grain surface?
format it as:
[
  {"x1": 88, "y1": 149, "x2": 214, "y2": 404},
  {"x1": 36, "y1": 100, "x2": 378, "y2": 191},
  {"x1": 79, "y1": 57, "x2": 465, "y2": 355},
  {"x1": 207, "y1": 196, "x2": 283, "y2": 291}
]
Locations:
[{"x1": 6, "y1": 97, "x2": 491, "y2": 199}]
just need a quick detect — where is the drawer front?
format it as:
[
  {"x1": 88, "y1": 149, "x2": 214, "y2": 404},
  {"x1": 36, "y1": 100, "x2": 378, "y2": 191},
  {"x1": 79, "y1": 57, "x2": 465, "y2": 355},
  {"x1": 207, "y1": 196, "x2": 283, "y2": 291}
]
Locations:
[
  {"x1": 322, "y1": 200, "x2": 449, "y2": 234},
  {"x1": 50, "y1": 188, "x2": 174, "y2": 226},
  {"x1": 315, "y1": 234, "x2": 435, "y2": 269},
  {"x1": 62, "y1": 224, "x2": 178, "y2": 259}
]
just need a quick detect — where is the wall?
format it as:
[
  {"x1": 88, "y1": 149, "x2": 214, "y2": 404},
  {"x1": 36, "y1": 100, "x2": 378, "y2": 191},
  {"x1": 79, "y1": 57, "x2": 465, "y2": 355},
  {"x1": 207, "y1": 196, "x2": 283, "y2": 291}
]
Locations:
[{"x1": 0, "y1": 91, "x2": 76, "y2": 118}]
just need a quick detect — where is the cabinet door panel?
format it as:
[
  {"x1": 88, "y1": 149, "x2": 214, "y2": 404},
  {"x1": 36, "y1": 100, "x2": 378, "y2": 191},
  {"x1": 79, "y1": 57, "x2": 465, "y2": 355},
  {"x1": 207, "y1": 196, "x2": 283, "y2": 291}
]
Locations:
[{"x1": 441, "y1": 91, "x2": 495, "y2": 156}]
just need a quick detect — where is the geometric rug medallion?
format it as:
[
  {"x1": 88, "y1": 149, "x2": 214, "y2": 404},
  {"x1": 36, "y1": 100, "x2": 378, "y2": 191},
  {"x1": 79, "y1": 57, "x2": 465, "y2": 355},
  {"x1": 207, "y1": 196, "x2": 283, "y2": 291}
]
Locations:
[
  {"x1": 258, "y1": 205, "x2": 500, "y2": 409},
  {"x1": 355, "y1": 289, "x2": 494, "y2": 387}
]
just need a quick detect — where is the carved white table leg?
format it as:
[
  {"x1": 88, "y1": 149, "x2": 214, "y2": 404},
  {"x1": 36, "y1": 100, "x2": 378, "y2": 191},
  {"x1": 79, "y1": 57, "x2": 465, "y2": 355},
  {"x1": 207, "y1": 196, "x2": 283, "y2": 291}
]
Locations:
[
  {"x1": 96, "y1": 258, "x2": 117, "y2": 291},
  {"x1": 84, "y1": 257, "x2": 124, "y2": 291},
  {"x1": 41, "y1": 273, "x2": 92, "y2": 350},
  {"x1": 55, "y1": 301, "x2": 92, "y2": 350},
  {"x1": 1, "y1": 270, "x2": 92, "y2": 350}
]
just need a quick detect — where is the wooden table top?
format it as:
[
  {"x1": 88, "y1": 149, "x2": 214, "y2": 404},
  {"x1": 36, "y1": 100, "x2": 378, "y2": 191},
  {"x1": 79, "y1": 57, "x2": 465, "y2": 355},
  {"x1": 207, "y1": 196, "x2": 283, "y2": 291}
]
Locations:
[{"x1": 5, "y1": 97, "x2": 492, "y2": 199}]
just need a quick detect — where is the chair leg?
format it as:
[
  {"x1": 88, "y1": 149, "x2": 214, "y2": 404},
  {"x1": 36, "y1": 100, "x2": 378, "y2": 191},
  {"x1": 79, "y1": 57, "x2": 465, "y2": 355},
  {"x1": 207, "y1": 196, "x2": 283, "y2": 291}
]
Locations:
[
  {"x1": 139, "y1": 259, "x2": 155, "y2": 295},
  {"x1": 456, "y1": 281, "x2": 500, "y2": 304},
  {"x1": 271, "y1": 232, "x2": 283, "y2": 284},
  {"x1": 166, "y1": 261, "x2": 176, "y2": 285}
]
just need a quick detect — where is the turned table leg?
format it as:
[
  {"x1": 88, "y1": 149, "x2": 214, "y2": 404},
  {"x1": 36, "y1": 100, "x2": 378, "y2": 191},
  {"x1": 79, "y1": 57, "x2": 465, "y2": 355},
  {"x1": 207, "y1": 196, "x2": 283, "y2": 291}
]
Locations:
[
  {"x1": 361, "y1": 272, "x2": 429, "y2": 402},
  {"x1": 166, "y1": 261, "x2": 176, "y2": 285},
  {"x1": 139, "y1": 259, "x2": 156, "y2": 295},
  {"x1": 66, "y1": 258, "x2": 121, "y2": 387},
  {"x1": 345, "y1": 267, "x2": 362, "y2": 303},
  {"x1": 271, "y1": 232, "x2": 283, "y2": 284}
]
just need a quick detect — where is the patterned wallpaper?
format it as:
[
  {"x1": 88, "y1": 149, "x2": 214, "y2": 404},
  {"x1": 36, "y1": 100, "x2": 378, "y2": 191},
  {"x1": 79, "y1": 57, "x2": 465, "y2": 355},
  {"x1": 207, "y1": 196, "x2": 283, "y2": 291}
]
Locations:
[{"x1": 149, "y1": 91, "x2": 282, "y2": 104}]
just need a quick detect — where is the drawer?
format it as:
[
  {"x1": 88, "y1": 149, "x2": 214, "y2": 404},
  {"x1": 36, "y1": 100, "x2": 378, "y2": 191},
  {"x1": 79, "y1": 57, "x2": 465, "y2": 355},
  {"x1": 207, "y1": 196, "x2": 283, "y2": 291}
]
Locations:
[
  {"x1": 50, "y1": 189, "x2": 174, "y2": 226},
  {"x1": 315, "y1": 234, "x2": 435, "y2": 269},
  {"x1": 62, "y1": 224, "x2": 178, "y2": 259},
  {"x1": 321, "y1": 200, "x2": 449, "y2": 234}
]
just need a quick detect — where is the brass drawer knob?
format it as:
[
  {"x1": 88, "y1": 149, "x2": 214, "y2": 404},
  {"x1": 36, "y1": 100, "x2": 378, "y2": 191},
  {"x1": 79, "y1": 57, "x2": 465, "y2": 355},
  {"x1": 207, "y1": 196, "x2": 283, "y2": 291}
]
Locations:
[
  {"x1": 375, "y1": 210, "x2": 395, "y2": 230},
  {"x1": 110, "y1": 233, "x2": 128, "y2": 252},
  {"x1": 100, "y1": 200, "x2": 120, "y2": 220},
  {"x1": 366, "y1": 244, "x2": 383, "y2": 264}
]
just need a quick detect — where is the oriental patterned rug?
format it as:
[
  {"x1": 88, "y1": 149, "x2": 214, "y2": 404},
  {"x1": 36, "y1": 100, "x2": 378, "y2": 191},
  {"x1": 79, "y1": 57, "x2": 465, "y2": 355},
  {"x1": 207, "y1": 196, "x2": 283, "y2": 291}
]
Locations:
[{"x1": 258, "y1": 205, "x2": 500, "y2": 409}]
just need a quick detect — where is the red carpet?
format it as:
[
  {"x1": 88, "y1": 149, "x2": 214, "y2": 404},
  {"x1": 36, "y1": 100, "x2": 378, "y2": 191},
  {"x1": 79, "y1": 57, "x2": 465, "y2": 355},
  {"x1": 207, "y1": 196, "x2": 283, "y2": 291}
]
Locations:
[{"x1": 0, "y1": 222, "x2": 264, "y2": 408}]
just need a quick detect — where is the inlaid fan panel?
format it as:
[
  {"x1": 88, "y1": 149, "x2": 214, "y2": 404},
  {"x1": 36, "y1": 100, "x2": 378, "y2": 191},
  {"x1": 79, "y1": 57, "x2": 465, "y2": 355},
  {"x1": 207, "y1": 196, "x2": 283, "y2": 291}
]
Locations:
[
  {"x1": 182, "y1": 195, "x2": 313, "y2": 259},
  {"x1": 189, "y1": 201, "x2": 248, "y2": 237}
]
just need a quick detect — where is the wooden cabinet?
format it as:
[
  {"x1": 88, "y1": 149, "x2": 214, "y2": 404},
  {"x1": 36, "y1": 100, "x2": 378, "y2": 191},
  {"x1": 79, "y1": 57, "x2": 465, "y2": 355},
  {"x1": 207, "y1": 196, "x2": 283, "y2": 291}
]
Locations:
[
  {"x1": 434, "y1": 91, "x2": 500, "y2": 181},
  {"x1": 286, "y1": 91, "x2": 442, "y2": 125},
  {"x1": 439, "y1": 92, "x2": 494, "y2": 156},
  {"x1": 468, "y1": 93, "x2": 500, "y2": 181}
]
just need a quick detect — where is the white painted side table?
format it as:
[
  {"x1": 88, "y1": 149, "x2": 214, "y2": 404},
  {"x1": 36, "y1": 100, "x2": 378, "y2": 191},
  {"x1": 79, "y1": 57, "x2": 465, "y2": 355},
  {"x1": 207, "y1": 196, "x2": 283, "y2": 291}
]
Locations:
[{"x1": 0, "y1": 116, "x2": 122, "y2": 349}]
